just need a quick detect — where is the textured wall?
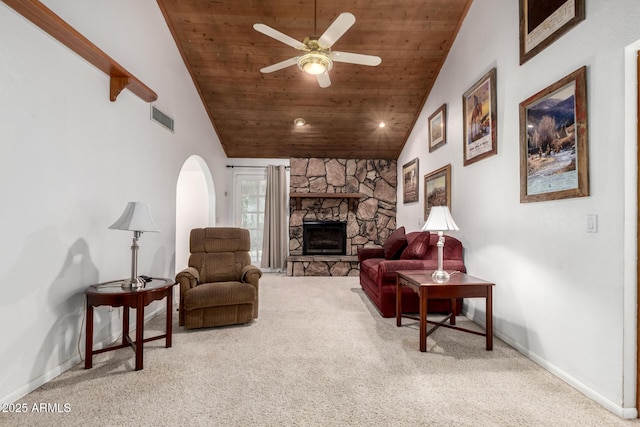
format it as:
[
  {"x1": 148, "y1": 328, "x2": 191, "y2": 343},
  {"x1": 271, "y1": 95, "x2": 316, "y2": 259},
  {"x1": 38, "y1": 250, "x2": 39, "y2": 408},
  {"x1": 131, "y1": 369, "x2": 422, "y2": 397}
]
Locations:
[
  {"x1": 287, "y1": 158, "x2": 397, "y2": 276},
  {"x1": 289, "y1": 157, "x2": 397, "y2": 254}
]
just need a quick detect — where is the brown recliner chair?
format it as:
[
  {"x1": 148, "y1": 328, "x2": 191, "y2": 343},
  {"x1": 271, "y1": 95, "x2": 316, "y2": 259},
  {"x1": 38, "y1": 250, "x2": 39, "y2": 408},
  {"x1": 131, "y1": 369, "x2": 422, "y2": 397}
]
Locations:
[{"x1": 175, "y1": 227, "x2": 262, "y2": 329}]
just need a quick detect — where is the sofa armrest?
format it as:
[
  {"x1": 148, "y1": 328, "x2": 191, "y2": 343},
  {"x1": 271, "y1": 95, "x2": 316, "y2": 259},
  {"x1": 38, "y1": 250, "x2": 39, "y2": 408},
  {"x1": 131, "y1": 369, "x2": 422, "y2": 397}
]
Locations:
[
  {"x1": 242, "y1": 265, "x2": 262, "y2": 319},
  {"x1": 358, "y1": 246, "x2": 385, "y2": 263},
  {"x1": 241, "y1": 265, "x2": 262, "y2": 287},
  {"x1": 176, "y1": 267, "x2": 199, "y2": 326},
  {"x1": 176, "y1": 267, "x2": 199, "y2": 291},
  {"x1": 378, "y1": 259, "x2": 433, "y2": 276},
  {"x1": 378, "y1": 259, "x2": 466, "y2": 282}
]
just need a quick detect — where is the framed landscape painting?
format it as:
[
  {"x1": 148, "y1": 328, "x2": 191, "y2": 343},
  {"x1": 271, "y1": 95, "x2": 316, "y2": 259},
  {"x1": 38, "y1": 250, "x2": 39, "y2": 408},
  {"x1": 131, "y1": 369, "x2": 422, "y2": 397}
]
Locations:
[
  {"x1": 519, "y1": 66, "x2": 588, "y2": 203},
  {"x1": 519, "y1": 0, "x2": 585, "y2": 65},
  {"x1": 423, "y1": 164, "x2": 451, "y2": 220},
  {"x1": 428, "y1": 104, "x2": 447, "y2": 152},
  {"x1": 402, "y1": 158, "x2": 419, "y2": 204},
  {"x1": 462, "y1": 68, "x2": 497, "y2": 166}
]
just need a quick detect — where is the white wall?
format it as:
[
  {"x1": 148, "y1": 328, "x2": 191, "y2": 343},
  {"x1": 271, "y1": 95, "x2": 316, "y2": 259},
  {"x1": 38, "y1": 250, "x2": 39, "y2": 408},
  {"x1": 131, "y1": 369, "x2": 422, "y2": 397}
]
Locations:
[
  {"x1": 397, "y1": 0, "x2": 640, "y2": 417},
  {"x1": 175, "y1": 156, "x2": 215, "y2": 272},
  {"x1": 0, "y1": 0, "x2": 230, "y2": 404}
]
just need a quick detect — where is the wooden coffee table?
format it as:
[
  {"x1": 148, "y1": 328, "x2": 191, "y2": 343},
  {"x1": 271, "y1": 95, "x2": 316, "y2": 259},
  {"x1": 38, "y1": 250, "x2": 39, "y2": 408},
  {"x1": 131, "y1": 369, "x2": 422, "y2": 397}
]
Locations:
[{"x1": 396, "y1": 270, "x2": 495, "y2": 352}]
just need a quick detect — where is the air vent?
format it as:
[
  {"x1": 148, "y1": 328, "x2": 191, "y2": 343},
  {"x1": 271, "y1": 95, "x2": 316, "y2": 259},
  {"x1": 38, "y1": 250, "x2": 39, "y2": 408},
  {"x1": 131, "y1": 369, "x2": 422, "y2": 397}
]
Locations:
[{"x1": 150, "y1": 105, "x2": 174, "y2": 132}]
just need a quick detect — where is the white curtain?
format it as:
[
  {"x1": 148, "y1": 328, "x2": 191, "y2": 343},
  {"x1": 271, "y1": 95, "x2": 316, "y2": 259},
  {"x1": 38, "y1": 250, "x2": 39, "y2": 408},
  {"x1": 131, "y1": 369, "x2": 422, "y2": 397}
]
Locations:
[{"x1": 261, "y1": 165, "x2": 288, "y2": 270}]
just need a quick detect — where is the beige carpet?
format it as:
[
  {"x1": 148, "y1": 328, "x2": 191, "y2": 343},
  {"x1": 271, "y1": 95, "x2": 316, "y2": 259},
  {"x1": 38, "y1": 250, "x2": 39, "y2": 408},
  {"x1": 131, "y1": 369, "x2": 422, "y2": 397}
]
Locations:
[{"x1": 2, "y1": 274, "x2": 637, "y2": 426}]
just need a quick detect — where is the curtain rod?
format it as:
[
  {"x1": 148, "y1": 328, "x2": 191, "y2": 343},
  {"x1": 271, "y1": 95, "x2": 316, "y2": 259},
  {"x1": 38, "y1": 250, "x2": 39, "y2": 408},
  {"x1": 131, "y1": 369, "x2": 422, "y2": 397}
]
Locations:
[{"x1": 226, "y1": 165, "x2": 290, "y2": 169}]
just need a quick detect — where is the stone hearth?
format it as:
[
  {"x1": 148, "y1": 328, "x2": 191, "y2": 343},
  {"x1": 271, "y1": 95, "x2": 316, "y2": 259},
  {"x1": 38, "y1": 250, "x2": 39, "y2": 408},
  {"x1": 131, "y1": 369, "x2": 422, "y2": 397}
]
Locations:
[{"x1": 287, "y1": 157, "x2": 397, "y2": 276}]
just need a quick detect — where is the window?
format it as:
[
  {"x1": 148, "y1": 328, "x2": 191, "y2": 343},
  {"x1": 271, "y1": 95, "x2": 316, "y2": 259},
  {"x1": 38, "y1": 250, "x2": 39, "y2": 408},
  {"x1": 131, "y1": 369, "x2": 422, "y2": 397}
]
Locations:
[{"x1": 234, "y1": 172, "x2": 266, "y2": 265}]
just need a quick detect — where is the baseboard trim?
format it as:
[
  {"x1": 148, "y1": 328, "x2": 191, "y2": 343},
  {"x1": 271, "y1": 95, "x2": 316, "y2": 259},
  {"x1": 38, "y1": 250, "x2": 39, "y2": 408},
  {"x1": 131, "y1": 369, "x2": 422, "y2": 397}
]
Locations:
[
  {"x1": 0, "y1": 354, "x2": 82, "y2": 407},
  {"x1": 464, "y1": 311, "x2": 638, "y2": 420},
  {"x1": 0, "y1": 305, "x2": 165, "y2": 406}
]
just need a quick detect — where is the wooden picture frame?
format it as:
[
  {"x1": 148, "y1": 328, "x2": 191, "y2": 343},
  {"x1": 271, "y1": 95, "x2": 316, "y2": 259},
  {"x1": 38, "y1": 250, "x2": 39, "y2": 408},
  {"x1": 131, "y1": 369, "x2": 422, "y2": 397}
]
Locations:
[
  {"x1": 402, "y1": 158, "x2": 419, "y2": 204},
  {"x1": 519, "y1": 66, "x2": 588, "y2": 203},
  {"x1": 428, "y1": 103, "x2": 447, "y2": 152},
  {"x1": 519, "y1": 0, "x2": 585, "y2": 65},
  {"x1": 462, "y1": 68, "x2": 497, "y2": 166},
  {"x1": 423, "y1": 164, "x2": 451, "y2": 220}
]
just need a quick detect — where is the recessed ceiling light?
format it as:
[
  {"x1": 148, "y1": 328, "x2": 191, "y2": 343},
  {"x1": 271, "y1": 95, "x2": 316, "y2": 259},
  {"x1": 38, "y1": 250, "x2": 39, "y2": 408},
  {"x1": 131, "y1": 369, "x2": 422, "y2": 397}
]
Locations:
[
  {"x1": 378, "y1": 122, "x2": 386, "y2": 128},
  {"x1": 294, "y1": 118, "x2": 306, "y2": 126}
]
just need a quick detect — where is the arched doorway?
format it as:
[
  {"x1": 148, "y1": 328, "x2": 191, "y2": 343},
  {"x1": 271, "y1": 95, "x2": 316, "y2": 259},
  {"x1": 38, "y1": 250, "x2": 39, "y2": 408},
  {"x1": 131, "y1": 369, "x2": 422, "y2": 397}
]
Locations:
[{"x1": 175, "y1": 155, "x2": 216, "y2": 274}]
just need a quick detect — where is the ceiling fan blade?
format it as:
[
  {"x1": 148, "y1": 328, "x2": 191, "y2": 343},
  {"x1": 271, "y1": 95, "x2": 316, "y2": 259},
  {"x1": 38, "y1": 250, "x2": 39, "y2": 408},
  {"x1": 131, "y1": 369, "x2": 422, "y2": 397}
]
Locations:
[
  {"x1": 318, "y1": 12, "x2": 355, "y2": 48},
  {"x1": 316, "y1": 72, "x2": 331, "y2": 88},
  {"x1": 331, "y1": 51, "x2": 382, "y2": 66},
  {"x1": 260, "y1": 57, "x2": 299, "y2": 73},
  {"x1": 253, "y1": 23, "x2": 306, "y2": 50}
]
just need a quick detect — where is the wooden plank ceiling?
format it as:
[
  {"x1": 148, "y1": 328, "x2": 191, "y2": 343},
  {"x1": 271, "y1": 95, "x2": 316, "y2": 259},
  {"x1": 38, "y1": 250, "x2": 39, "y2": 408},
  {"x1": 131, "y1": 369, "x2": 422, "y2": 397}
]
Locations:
[{"x1": 157, "y1": 0, "x2": 472, "y2": 159}]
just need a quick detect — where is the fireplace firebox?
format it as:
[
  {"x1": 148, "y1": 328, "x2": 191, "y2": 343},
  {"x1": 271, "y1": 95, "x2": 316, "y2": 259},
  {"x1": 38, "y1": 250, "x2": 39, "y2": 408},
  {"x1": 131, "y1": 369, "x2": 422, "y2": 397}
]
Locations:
[{"x1": 303, "y1": 221, "x2": 347, "y2": 255}]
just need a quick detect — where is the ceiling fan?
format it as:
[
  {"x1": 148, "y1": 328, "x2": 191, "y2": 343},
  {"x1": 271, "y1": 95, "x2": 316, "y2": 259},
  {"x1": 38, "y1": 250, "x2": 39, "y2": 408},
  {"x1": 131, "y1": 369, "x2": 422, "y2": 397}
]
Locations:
[{"x1": 253, "y1": 4, "x2": 381, "y2": 88}]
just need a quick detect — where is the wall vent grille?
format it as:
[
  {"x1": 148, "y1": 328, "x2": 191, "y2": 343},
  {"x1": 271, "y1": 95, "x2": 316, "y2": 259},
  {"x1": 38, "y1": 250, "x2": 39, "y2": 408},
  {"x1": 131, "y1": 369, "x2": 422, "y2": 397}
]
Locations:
[{"x1": 151, "y1": 106, "x2": 174, "y2": 132}]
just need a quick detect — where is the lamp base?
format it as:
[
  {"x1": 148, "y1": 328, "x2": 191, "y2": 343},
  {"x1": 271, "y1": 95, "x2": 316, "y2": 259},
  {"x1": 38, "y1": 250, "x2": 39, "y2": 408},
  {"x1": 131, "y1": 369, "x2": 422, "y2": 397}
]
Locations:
[
  {"x1": 431, "y1": 269, "x2": 450, "y2": 283},
  {"x1": 121, "y1": 277, "x2": 146, "y2": 290}
]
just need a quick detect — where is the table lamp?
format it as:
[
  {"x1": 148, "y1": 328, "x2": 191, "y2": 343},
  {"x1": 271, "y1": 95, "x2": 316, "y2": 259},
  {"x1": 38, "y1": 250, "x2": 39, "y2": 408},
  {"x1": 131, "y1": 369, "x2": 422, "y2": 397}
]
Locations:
[
  {"x1": 422, "y1": 205, "x2": 459, "y2": 282},
  {"x1": 109, "y1": 202, "x2": 160, "y2": 289}
]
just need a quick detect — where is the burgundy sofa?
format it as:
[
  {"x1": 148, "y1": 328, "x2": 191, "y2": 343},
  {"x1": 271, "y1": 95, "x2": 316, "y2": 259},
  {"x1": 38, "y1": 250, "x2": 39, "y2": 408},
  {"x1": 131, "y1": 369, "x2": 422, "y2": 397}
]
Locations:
[{"x1": 358, "y1": 229, "x2": 466, "y2": 318}]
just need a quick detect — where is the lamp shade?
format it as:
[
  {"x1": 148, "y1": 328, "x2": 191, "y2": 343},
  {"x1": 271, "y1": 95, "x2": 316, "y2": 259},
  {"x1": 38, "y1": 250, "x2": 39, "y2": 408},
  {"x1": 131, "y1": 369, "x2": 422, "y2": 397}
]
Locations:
[
  {"x1": 109, "y1": 202, "x2": 160, "y2": 232},
  {"x1": 422, "y1": 205, "x2": 459, "y2": 232}
]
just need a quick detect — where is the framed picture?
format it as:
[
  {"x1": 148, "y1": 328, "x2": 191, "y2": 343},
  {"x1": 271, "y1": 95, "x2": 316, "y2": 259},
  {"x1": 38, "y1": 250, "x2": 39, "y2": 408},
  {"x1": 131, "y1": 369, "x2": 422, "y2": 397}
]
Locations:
[
  {"x1": 519, "y1": 66, "x2": 588, "y2": 203},
  {"x1": 519, "y1": 0, "x2": 585, "y2": 65},
  {"x1": 462, "y1": 68, "x2": 497, "y2": 166},
  {"x1": 428, "y1": 104, "x2": 447, "y2": 152},
  {"x1": 402, "y1": 158, "x2": 419, "y2": 204},
  {"x1": 423, "y1": 164, "x2": 451, "y2": 220}
]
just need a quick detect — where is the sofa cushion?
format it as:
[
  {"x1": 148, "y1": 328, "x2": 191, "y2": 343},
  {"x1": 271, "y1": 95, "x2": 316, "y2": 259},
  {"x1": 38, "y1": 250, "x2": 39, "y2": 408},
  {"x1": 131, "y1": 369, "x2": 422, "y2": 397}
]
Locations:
[
  {"x1": 184, "y1": 281, "x2": 256, "y2": 310},
  {"x1": 400, "y1": 232, "x2": 431, "y2": 260},
  {"x1": 383, "y1": 226, "x2": 407, "y2": 259}
]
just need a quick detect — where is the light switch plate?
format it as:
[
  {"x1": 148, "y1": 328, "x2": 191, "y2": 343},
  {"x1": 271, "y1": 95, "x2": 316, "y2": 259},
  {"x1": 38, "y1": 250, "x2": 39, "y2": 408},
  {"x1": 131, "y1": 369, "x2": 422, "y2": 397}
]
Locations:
[{"x1": 586, "y1": 214, "x2": 598, "y2": 233}]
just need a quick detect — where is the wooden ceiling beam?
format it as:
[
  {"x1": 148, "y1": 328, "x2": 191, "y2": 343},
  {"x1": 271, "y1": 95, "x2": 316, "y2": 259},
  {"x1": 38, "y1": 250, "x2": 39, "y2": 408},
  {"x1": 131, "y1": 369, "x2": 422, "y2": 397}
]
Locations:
[{"x1": 2, "y1": 0, "x2": 157, "y2": 102}]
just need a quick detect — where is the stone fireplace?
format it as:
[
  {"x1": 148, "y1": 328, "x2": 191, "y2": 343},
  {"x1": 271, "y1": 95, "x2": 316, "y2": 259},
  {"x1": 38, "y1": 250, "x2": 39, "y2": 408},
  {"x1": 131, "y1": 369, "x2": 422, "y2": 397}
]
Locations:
[{"x1": 287, "y1": 157, "x2": 397, "y2": 276}]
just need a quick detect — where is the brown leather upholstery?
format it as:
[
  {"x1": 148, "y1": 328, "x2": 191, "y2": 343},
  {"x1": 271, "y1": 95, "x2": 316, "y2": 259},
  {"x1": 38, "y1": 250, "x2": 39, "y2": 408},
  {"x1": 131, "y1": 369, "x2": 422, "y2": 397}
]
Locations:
[{"x1": 176, "y1": 227, "x2": 262, "y2": 329}]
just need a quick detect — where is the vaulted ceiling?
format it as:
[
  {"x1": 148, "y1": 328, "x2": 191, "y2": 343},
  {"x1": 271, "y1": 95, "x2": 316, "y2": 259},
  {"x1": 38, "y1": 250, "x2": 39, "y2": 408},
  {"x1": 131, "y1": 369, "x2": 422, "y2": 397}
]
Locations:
[{"x1": 157, "y1": 0, "x2": 472, "y2": 159}]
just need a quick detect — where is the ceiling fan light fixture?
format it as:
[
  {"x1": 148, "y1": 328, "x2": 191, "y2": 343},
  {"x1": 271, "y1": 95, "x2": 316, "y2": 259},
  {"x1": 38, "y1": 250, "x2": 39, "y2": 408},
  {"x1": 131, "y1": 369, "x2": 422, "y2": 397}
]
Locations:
[{"x1": 298, "y1": 53, "x2": 332, "y2": 75}]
